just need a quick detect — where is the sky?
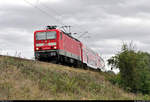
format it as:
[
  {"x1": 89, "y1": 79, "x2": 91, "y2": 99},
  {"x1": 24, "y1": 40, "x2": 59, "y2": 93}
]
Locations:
[{"x1": 0, "y1": 0, "x2": 150, "y2": 73}]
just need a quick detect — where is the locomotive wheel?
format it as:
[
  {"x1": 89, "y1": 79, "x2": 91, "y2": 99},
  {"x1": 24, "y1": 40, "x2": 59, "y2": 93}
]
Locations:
[
  {"x1": 97, "y1": 68, "x2": 102, "y2": 72},
  {"x1": 60, "y1": 56, "x2": 65, "y2": 65},
  {"x1": 77, "y1": 61, "x2": 82, "y2": 68},
  {"x1": 35, "y1": 57, "x2": 41, "y2": 61},
  {"x1": 55, "y1": 54, "x2": 60, "y2": 64},
  {"x1": 83, "y1": 64, "x2": 87, "y2": 70}
]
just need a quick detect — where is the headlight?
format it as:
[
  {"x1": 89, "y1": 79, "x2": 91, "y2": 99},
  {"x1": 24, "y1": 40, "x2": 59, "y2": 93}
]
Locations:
[
  {"x1": 36, "y1": 48, "x2": 39, "y2": 50},
  {"x1": 54, "y1": 46, "x2": 57, "y2": 49}
]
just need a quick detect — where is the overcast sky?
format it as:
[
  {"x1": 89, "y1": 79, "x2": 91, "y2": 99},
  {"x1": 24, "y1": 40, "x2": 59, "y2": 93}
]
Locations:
[{"x1": 0, "y1": 0, "x2": 150, "y2": 72}]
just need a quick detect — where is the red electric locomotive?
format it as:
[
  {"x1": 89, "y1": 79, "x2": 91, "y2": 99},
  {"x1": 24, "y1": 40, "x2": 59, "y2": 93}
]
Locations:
[
  {"x1": 34, "y1": 26, "x2": 105, "y2": 70},
  {"x1": 34, "y1": 26, "x2": 82, "y2": 66}
]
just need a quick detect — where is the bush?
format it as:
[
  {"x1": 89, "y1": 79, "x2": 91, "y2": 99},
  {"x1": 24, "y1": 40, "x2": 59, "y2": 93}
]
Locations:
[{"x1": 109, "y1": 74, "x2": 122, "y2": 86}]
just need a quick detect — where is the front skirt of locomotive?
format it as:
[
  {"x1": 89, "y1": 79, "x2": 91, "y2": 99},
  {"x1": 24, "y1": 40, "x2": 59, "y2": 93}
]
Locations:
[{"x1": 35, "y1": 50, "x2": 58, "y2": 60}]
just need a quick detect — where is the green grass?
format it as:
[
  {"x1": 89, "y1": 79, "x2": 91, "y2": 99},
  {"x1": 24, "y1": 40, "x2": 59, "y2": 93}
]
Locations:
[{"x1": 0, "y1": 55, "x2": 150, "y2": 100}]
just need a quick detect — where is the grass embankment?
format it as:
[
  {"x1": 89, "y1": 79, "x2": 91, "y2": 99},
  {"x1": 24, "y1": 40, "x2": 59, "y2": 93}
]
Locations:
[{"x1": 0, "y1": 55, "x2": 149, "y2": 100}]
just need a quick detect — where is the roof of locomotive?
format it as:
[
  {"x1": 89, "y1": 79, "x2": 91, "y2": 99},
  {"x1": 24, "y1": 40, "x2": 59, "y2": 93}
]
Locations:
[
  {"x1": 34, "y1": 28, "x2": 81, "y2": 43},
  {"x1": 60, "y1": 30, "x2": 81, "y2": 42}
]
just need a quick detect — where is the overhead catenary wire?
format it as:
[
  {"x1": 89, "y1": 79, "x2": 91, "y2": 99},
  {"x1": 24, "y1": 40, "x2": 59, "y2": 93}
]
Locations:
[
  {"x1": 24, "y1": 0, "x2": 74, "y2": 33},
  {"x1": 24, "y1": 0, "x2": 92, "y2": 44},
  {"x1": 23, "y1": 0, "x2": 66, "y2": 26},
  {"x1": 40, "y1": 3, "x2": 74, "y2": 34},
  {"x1": 38, "y1": 1, "x2": 63, "y2": 20},
  {"x1": 35, "y1": 0, "x2": 91, "y2": 38}
]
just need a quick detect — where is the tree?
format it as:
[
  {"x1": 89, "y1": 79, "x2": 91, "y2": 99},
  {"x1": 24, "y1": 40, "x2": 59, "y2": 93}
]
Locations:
[{"x1": 108, "y1": 42, "x2": 150, "y2": 94}]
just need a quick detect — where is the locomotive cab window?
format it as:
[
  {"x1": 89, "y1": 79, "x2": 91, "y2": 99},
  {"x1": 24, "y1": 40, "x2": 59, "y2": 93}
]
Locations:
[
  {"x1": 36, "y1": 32, "x2": 46, "y2": 40},
  {"x1": 46, "y1": 31, "x2": 56, "y2": 39},
  {"x1": 36, "y1": 31, "x2": 56, "y2": 40}
]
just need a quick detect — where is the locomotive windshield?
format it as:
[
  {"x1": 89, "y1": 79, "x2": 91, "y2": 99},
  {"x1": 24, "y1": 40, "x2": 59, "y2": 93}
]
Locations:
[{"x1": 36, "y1": 31, "x2": 56, "y2": 40}]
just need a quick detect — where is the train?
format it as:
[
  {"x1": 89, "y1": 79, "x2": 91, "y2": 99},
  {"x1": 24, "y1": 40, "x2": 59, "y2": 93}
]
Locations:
[{"x1": 34, "y1": 26, "x2": 105, "y2": 71}]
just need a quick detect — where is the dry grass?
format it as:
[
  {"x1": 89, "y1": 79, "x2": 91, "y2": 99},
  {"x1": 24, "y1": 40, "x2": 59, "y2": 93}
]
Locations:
[{"x1": 0, "y1": 55, "x2": 149, "y2": 100}]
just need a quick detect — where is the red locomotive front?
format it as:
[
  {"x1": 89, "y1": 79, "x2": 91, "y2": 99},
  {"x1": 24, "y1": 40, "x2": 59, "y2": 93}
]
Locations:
[
  {"x1": 34, "y1": 29, "x2": 59, "y2": 60},
  {"x1": 34, "y1": 26, "x2": 82, "y2": 65}
]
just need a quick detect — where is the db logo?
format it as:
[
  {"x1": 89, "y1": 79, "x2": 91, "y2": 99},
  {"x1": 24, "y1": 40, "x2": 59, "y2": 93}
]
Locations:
[{"x1": 43, "y1": 47, "x2": 49, "y2": 50}]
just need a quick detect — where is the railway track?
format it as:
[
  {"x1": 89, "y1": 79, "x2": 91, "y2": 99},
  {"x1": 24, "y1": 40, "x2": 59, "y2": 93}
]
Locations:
[{"x1": 0, "y1": 55, "x2": 102, "y2": 72}]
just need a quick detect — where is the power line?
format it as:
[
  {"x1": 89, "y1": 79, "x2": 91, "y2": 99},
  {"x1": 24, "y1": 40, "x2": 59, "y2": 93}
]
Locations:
[
  {"x1": 78, "y1": 31, "x2": 88, "y2": 38},
  {"x1": 37, "y1": 1, "x2": 91, "y2": 38},
  {"x1": 24, "y1": 0, "x2": 74, "y2": 33},
  {"x1": 39, "y1": 2, "x2": 63, "y2": 19},
  {"x1": 24, "y1": 0, "x2": 65, "y2": 26},
  {"x1": 39, "y1": 2, "x2": 73, "y2": 34},
  {"x1": 24, "y1": 0, "x2": 91, "y2": 42}
]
